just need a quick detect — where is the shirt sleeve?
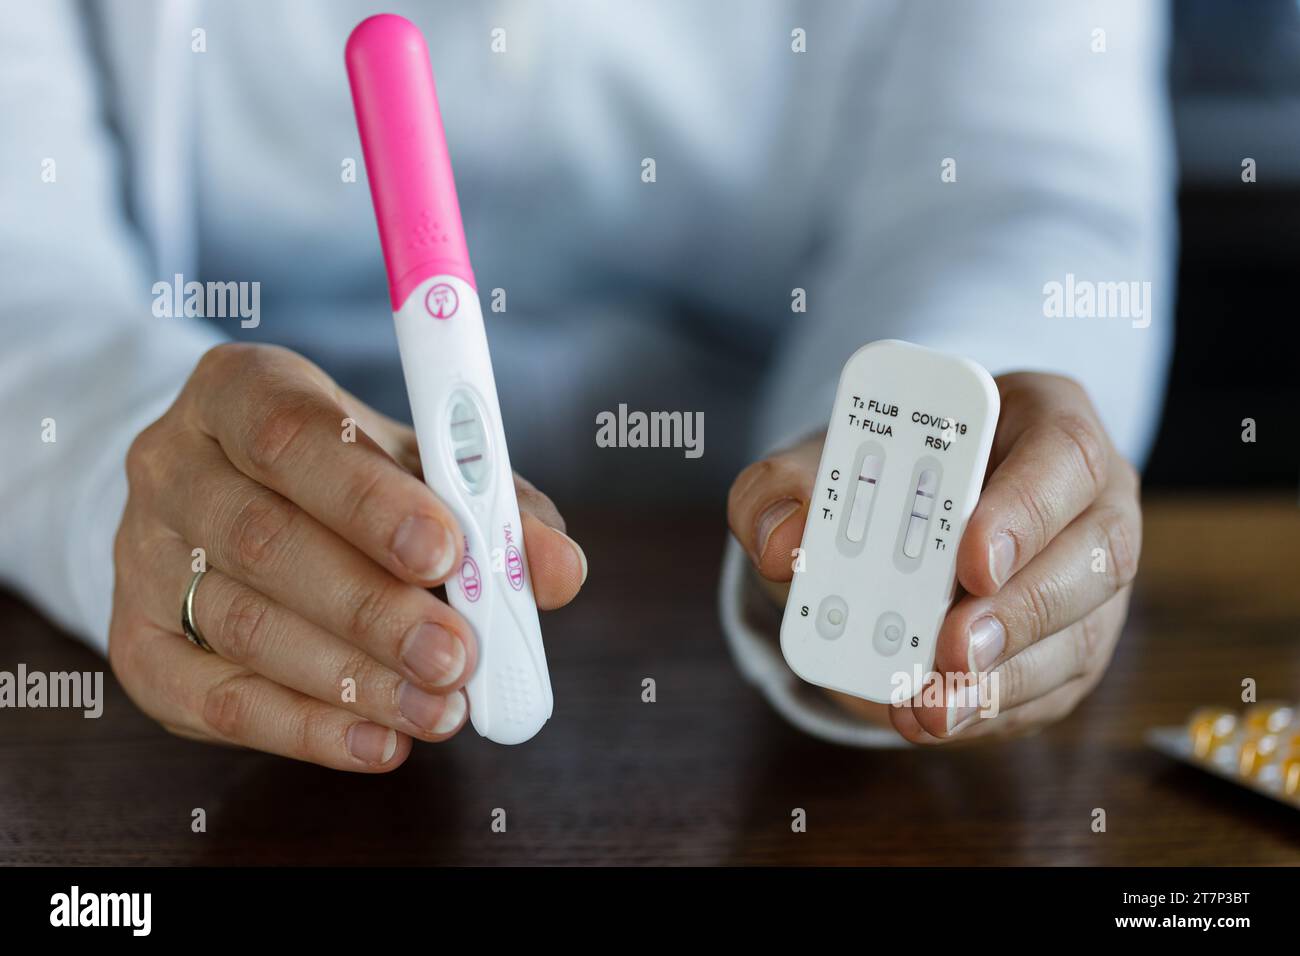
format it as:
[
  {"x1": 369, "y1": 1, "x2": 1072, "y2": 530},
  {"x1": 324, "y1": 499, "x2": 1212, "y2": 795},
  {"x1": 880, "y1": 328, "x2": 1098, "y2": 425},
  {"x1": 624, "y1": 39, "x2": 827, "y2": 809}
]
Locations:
[
  {"x1": 0, "y1": 1, "x2": 223, "y2": 654},
  {"x1": 723, "y1": 0, "x2": 1177, "y2": 744}
]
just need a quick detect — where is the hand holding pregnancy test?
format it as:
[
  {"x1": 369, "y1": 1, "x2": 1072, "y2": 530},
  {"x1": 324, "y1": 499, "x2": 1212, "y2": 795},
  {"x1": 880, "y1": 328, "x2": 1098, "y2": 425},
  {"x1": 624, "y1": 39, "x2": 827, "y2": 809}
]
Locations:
[
  {"x1": 347, "y1": 14, "x2": 556, "y2": 744},
  {"x1": 103, "y1": 15, "x2": 583, "y2": 770},
  {"x1": 728, "y1": 342, "x2": 1141, "y2": 742}
]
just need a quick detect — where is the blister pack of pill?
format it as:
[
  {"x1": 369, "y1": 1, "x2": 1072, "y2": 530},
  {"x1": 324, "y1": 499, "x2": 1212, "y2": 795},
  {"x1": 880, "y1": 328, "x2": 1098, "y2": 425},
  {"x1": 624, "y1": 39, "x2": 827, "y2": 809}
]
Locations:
[{"x1": 1147, "y1": 702, "x2": 1300, "y2": 809}]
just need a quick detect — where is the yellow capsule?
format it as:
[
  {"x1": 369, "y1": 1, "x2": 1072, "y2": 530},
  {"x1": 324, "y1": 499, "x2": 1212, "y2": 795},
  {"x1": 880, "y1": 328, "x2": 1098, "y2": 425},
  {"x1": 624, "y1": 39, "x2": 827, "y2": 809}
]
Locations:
[
  {"x1": 1188, "y1": 707, "x2": 1237, "y2": 759},
  {"x1": 1282, "y1": 757, "x2": 1300, "y2": 798},
  {"x1": 1238, "y1": 733, "x2": 1282, "y2": 777},
  {"x1": 1280, "y1": 730, "x2": 1300, "y2": 756},
  {"x1": 1242, "y1": 702, "x2": 1294, "y2": 735}
]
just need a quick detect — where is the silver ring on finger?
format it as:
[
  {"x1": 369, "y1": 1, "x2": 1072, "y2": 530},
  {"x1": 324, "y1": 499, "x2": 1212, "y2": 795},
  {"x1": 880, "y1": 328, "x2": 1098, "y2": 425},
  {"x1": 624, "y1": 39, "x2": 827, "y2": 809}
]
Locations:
[{"x1": 181, "y1": 569, "x2": 215, "y2": 653}]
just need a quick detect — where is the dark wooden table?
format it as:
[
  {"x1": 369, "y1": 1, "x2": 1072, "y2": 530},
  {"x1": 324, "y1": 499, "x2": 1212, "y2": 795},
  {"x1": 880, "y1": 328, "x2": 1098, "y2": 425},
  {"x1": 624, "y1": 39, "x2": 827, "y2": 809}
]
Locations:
[{"x1": 2, "y1": 495, "x2": 1298, "y2": 865}]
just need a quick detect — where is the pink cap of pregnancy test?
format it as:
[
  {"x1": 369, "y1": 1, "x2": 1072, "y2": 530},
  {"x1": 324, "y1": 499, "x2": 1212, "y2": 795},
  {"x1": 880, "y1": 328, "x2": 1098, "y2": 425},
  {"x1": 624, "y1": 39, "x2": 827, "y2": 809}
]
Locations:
[{"x1": 346, "y1": 14, "x2": 476, "y2": 309}]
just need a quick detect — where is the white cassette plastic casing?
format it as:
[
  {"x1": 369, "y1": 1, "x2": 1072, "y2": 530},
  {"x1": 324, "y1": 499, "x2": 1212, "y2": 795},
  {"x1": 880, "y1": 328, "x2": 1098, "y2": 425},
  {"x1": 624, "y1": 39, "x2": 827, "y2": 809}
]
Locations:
[
  {"x1": 780, "y1": 339, "x2": 999, "y2": 704},
  {"x1": 394, "y1": 275, "x2": 553, "y2": 744}
]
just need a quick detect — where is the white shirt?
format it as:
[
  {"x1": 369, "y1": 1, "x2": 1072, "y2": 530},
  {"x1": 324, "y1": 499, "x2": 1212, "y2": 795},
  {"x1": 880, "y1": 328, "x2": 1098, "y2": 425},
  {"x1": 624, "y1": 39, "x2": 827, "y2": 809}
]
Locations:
[{"x1": 0, "y1": 0, "x2": 1175, "y2": 746}]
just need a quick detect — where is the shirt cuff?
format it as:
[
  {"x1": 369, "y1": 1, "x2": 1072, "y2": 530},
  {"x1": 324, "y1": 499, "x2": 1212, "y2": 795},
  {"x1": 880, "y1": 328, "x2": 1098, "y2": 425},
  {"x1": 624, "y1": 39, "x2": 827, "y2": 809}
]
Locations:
[{"x1": 717, "y1": 537, "x2": 909, "y2": 748}]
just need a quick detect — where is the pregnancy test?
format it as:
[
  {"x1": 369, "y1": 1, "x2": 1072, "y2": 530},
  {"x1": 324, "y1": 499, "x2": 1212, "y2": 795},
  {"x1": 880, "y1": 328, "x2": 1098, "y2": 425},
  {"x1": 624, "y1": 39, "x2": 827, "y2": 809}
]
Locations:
[
  {"x1": 346, "y1": 14, "x2": 552, "y2": 744},
  {"x1": 780, "y1": 340, "x2": 999, "y2": 704}
]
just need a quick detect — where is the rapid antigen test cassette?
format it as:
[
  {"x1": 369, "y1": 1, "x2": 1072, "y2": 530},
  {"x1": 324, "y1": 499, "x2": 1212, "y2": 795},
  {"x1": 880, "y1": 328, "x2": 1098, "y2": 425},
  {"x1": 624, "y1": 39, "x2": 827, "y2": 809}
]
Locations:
[{"x1": 780, "y1": 340, "x2": 1000, "y2": 704}]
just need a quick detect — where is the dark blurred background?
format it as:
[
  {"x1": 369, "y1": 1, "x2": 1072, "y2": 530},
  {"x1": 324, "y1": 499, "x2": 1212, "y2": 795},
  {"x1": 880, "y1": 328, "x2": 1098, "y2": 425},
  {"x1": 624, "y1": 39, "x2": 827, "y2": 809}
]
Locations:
[{"x1": 1149, "y1": 0, "x2": 1300, "y2": 489}]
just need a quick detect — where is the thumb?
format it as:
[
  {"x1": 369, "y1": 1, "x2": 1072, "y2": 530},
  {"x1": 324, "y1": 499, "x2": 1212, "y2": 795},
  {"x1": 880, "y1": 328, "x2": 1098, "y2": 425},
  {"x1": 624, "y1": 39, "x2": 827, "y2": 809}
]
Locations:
[{"x1": 726, "y1": 432, "x2": 824, "y2": 582}]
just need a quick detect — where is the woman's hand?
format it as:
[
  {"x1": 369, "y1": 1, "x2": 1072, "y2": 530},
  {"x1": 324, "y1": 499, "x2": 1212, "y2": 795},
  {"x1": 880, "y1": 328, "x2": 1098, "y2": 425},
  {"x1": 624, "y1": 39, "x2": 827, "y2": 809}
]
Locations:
[
  {"x1": 109, "y1": 343, "x2": 586, "y2": 771},
  {"x1": 727, "y1": 371, "x2": 1140, "y2": 742}
]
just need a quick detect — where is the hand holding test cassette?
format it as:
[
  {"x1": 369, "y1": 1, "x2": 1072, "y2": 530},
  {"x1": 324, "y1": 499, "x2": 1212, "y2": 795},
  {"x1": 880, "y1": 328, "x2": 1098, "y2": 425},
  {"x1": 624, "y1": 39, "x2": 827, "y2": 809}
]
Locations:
[{"x1": 729, "y1": 343, "x2": 1142, "y2": 741}]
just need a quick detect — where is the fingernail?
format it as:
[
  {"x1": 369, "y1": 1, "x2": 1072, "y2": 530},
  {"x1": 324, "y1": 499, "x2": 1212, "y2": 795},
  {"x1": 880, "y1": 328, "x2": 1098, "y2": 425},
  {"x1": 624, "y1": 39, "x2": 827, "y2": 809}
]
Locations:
[
  {"x1": 967, "y1": 615, "x2": 1006, "y2": 673},
  {"x1": 554, "y1": 528, "x2": 588, "y2": 586},
  {"x1": 399, "y1": 682, "x2": 465, "y2": 735},
  {"x1": 988, "y1": 532, "x2": 1016, "y2": 588},
  {"x1": 755, "y1": 499, "x2": 800, "y2": 563},
  {"x1": 400, "y1": 622, "x2": 466, "y2": 686},
  {"x1": 945, "y1": 675, "x2": 984, "y2": 733},
  {"x1": 347, "y1": 723, "x2": 397, "y2": 764},
  {"x1": 947, "y1": 702, "x2": 980, "y2": 734},
  {"x1": 434, "y1": 690, "x2": 466, "y2": 735},
  {"x1": 391, "y1": 515, "x2": 456, "y2": 579}
]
